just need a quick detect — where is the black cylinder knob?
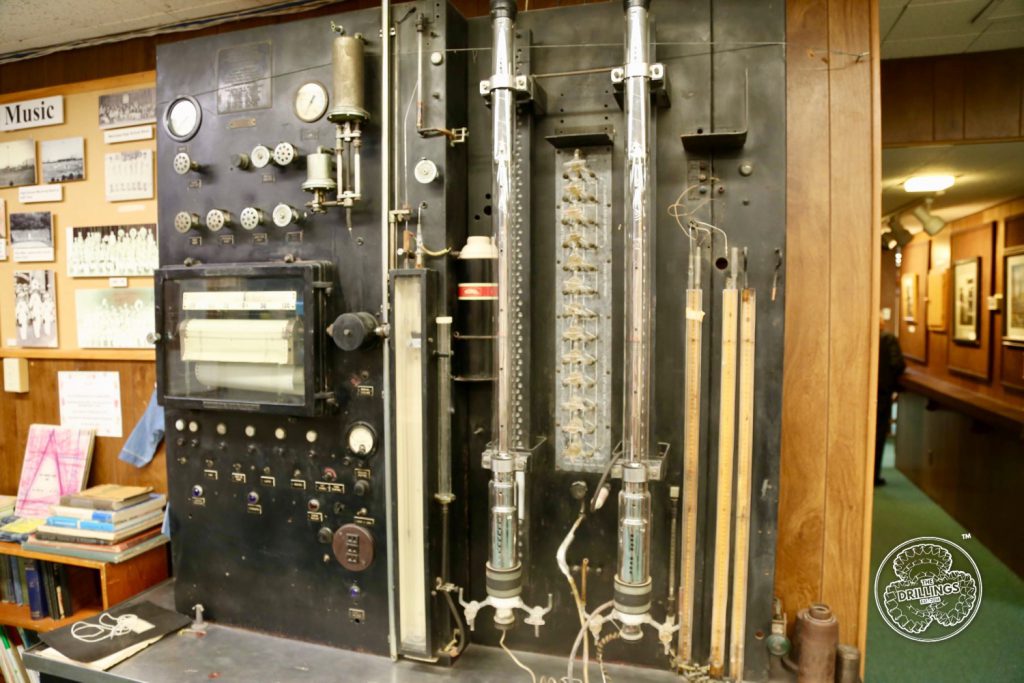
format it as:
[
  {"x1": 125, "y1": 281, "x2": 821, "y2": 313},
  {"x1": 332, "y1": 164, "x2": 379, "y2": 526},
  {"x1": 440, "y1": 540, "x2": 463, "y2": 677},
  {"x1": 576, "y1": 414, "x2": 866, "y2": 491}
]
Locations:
[{"x1": 329, "y1": 312, "x2": 379, "y2": 352}]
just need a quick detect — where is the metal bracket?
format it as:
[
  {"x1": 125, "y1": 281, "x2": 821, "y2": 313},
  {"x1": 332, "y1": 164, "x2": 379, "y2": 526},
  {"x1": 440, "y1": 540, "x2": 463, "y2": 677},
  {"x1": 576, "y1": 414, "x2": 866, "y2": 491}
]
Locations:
[
  {"x1": 610, "y1": 441, "x2": 670, "y2": 481},
  {"x1": 479, "y1": 74, "x2": 546, "y2": 114},
  {"x1": 610, "y1": 63, "x2": 670, "y2": 110},
  {"x1": 680, "y1": 70, "x2": 749, "y2": 153}
]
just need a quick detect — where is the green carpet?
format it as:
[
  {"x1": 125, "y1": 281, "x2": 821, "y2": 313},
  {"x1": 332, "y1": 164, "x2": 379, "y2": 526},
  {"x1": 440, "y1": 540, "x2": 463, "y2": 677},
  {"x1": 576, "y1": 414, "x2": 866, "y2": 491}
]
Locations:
[{"x1": 865, "y1": 447, "x2": 1024, "y2": 682}]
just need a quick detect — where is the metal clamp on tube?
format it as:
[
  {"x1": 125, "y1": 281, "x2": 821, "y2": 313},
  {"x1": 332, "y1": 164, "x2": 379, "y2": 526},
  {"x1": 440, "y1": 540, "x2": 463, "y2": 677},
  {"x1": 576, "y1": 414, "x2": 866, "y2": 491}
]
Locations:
[{"x1": 459, "y1": 0, "x2": 551, "y2": 635}]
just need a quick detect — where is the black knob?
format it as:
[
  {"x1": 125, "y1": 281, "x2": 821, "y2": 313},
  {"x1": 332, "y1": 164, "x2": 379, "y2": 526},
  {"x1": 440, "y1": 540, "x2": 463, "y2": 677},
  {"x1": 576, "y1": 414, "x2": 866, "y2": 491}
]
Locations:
[
  {"x1": 354, "y1": 479, "x2": 370, "y2": 496},
  {"x1": 329, "y1": 312, "x2": 379, "y2": 352},
  {"x1": 623, "y1": 0, "x2": 650, "y2": 9},
  {"x1": 317, "y1": 527, "x2": 334, "y2": 544}
]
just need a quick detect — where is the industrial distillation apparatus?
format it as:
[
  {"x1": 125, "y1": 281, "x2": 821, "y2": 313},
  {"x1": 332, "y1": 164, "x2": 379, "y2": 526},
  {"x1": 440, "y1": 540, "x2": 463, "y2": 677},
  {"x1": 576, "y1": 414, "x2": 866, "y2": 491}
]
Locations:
[{"x1": 154, "y1": 0, "x2": 786, "y2": 680}]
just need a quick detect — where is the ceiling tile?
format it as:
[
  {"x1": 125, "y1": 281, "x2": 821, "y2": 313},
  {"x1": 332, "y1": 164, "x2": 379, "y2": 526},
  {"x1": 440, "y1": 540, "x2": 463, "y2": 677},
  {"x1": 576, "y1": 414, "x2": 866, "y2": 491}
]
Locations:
[
  {"x1": 882, "y1": 33, "x2": 978, "y2": 58},
  {"x1": 886, "y1": 0, "x2": 991, "y2": 40}
]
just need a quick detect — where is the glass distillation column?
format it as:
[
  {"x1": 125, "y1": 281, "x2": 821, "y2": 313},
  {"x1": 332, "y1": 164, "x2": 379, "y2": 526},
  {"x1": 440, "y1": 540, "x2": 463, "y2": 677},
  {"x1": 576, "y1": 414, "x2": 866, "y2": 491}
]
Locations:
[
  {"x1": 613, "y1": 0, "x2": 656, "y2": 641},
  {"x1": 460, "y1": 0, "x2": 551, "y2": 634}
]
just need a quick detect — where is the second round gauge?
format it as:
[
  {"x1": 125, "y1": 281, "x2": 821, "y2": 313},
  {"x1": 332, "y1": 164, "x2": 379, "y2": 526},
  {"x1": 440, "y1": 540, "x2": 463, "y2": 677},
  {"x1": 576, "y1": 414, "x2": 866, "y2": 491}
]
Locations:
[{"x1": 294, "y1": 81, "x2": 328, "y2": 123}]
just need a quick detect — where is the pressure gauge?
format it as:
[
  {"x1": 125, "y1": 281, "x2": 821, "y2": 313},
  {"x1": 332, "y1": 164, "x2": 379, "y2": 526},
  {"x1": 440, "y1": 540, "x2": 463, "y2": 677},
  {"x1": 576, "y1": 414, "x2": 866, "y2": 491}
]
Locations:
[
  {"x1": 272, "y1": 203, "x2": 301, "y2": 228},
  {"x1": 239, "y1": 207, "x2": 264, "y2": 230},
  {"x1": 164, "y1": 96, "x2": 202, "y2": 142},
  {"x1": 172, "y1": 152, "x2": 198, "y2": 175},
  {"x1": 206, "y1": 208, "x2": 232, "y2": 232},
  {"x1": 273, "y1": 142, "x2": 298, "y2": 167},
  {"x1": 414, "y1": 158, "x2": 439, "y2": 184},
  {"x1": 347, "y1": 423, "x2": 376, "y2": 456},
  {"x1": 294, "y1": 81, "x2": 329, "y2": 123},
  {"x1": 250, "y1": 144, "x2": 272, "y2": 169},
  {"x1": 174, "y1": 211, "x2": 200, "y2": 233}
]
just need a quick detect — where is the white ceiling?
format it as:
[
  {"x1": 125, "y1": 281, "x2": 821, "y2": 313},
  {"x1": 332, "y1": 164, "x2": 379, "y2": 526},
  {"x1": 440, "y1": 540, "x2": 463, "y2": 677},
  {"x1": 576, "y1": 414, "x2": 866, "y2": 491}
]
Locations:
[
  {"x1": 882, "y1": 141, "x2": 1024, "y2": 228},
  {"x1": 881, "y1": 0, "x2": 1024, "y2": 58},
  {"x1": 0, "y1": 0, "x2": 315, "y2": 59}
]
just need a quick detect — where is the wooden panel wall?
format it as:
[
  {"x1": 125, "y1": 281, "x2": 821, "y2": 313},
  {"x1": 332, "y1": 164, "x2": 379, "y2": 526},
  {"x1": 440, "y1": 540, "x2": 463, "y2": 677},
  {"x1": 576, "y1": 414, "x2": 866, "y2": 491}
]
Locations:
[
  {"x1": 779, "y1": 0, "x2": 879, "y2": 656},
  {"x1": 881, "y1": 49, "x2": 1024, "y2": 147},
  {"x1": 905, "y1": 197, "x2": 1024, "y2": 407},
  {"x1": 0, "y1": 360, "x2": 166, "y2": 494},
  {"x1": 899, "y1": 238, "x2": 929, "y2": 362}
]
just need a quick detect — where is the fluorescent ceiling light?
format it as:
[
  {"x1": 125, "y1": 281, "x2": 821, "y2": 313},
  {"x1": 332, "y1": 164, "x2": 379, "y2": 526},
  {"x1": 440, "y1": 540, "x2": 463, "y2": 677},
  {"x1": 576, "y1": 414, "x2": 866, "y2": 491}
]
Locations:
[{"x1": 903, "y1": 175, "x2": 954, "y2": 193}]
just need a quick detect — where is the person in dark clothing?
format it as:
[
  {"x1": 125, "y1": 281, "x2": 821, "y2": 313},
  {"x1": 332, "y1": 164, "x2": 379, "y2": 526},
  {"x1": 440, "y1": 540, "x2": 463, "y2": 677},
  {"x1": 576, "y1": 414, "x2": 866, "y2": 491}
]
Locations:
[{"x1": 876, "y1": 327, "x2": 906, "y2": 486}]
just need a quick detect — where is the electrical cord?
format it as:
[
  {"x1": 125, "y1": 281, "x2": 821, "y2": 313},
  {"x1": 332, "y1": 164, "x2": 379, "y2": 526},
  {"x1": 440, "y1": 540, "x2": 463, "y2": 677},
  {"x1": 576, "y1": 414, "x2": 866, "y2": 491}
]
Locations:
[
  {"x1": 500, "y1": 629, "x2": 538, "y2": 683},
  {"x1": 71, "y1": 613, "x2": 144, "y2": 642},
  {"x1": 595, "y1": 631, "x2": 621, "y2": 683}
]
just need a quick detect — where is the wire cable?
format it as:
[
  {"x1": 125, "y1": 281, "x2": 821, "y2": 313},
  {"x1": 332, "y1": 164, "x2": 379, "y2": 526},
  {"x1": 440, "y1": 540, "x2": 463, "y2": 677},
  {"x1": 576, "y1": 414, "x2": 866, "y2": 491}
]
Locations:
[{"x1": 501, "y1": 629, "x2": 538, "y2": 683}]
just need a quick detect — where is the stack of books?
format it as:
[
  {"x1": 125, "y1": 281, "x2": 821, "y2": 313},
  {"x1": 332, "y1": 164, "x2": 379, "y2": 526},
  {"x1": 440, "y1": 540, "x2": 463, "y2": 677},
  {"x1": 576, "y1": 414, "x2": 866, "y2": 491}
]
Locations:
[
  {"x1": 0, "y1": 557, "x2": 75, "y2": 621},
  {"x1": 23, "y1": 485, "x2": 168, "y2": 565}
]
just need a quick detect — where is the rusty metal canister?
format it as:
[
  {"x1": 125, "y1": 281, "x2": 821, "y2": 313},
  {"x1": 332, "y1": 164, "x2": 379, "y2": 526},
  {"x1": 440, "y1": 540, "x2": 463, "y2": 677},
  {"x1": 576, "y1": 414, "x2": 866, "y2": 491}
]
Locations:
[
  {"x1": 835, "y1": 643, "x2": 861, "y2": 683},
  {"x1": 795, "y1": 603, "x2": 839, "y2": 683}
]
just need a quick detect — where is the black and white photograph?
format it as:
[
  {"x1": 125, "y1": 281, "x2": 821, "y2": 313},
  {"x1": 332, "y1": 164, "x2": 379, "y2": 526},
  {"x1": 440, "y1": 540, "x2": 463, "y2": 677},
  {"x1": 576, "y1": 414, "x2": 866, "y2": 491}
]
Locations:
[
  {"x1": 0, "y1": 138, "x2": 36, "y2": 187},
  {"x1": 217, "y1": 42, "x2": 272, "y2": 114},
  {"x1": 9, "y1": 210, "x2": 55, "y2": 262},
  {"x1": 0, "y1": 198, "x2": 7, "y2": 261},
  {"x1": 76, "y1": 287, "x2": 154, "y2": 349},
  {"x1": 13, "y1": 269, "x2": 58, "y2": 348},
  {"x1": 952, "y1": 257, "x2": 980, "y2": 345},
  {"x1": 104, "y1": 149, "x2": 153, "y2": 201},
  {"x1": 1006, "y1": 250, "x2": 1024, "y2": 344},
  {"x1": 98, "y1": 87, "x2": 156, "y2": 129},
  {"x1": 40, "y1": 136, "x2": 85, "y2": 183},
  {"x1": 67, "y1": 224, "x2": 158, "y2": 277}
]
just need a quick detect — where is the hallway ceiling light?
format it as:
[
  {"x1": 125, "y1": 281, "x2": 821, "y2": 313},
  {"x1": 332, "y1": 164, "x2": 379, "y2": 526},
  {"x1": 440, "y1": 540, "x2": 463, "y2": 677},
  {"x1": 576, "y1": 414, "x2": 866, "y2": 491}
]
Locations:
[{"x1": 903, "y1": 175, "x2": 955, "y2": 193}]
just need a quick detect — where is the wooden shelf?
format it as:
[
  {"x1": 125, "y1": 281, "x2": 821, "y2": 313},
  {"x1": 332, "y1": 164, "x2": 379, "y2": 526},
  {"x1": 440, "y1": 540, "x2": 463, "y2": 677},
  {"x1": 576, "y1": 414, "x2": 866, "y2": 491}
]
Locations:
[
  {"x1": 901, "y1": 368, "x2": 1024, "y2": 429},
  {"x1": 0, "y1": 540, "x2": 169, "y2": 632},
  {"x1": 0, "y1": 601, "x2": 100, "y2": 632},
  {"x1": 0, "y1": 348, "x2": 154, "y2": 361},
  {"x1": 0, "y1": 542, "x2": 108, "y2": 570}
]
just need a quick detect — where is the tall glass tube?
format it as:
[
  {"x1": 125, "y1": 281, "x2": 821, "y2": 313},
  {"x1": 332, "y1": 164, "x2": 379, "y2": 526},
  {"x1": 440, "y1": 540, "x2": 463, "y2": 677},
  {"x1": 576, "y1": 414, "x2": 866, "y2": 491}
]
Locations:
[{"x1": 614, "y1": 0, "x2": 655, "y2": 628}]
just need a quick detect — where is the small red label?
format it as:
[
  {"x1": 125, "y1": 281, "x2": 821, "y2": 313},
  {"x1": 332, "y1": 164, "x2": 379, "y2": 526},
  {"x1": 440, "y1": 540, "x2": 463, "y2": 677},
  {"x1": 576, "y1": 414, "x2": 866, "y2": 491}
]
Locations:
[{"x1": 458, "y1": 283, "x2": 498, "y2": 300}]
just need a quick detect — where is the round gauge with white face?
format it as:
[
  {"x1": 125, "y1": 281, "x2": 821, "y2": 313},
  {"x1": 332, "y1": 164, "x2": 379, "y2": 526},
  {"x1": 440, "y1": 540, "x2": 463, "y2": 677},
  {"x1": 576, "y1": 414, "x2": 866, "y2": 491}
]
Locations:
[
  {"x1": 164, "y1": 96, "x2": 202, "y2": 142},
  {"x1": 250, "y1": 144, "x2": 272, "y2": 169},
  {"x1": 347, "y1": 423, "x2": 376, "y2": 456},
  {"x1": 294, "y1": 81, "x2": 329, "y2": 122},
  {"x1": 174, "y1": 211, "x2": 199, "y2": 233},
  {"x1": 206, "y1": 208, "x2": 231, "y2": 232},
  {"x1": 272, "y1": 203, "x2": 300, "y2": 228}
]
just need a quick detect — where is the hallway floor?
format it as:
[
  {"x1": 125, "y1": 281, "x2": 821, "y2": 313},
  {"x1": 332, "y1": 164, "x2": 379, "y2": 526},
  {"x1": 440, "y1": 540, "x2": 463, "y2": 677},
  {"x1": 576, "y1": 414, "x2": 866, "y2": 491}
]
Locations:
[{"x1": 865, "y1": 443, "x2": 1024, "y2": 682}]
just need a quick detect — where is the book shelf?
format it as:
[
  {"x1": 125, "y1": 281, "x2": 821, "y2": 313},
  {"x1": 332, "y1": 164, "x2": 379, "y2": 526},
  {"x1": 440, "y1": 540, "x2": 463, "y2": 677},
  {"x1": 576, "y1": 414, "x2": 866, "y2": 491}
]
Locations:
[{"x1": 0, "y1": 541, "x2": 168, "y2": 633}]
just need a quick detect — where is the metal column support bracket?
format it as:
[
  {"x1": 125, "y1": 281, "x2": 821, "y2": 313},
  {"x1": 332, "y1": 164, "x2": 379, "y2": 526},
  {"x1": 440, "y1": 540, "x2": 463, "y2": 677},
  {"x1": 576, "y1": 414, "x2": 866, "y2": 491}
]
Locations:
[
  {"x1": 680, "y1": 70, "x2": 749, "y2": 153},
  {"x1": 610, "y1": 63, "x2": 669, "y2": 109},
  {"x1": 480, "y1": 73, "x2": 546, "y2": 114}
]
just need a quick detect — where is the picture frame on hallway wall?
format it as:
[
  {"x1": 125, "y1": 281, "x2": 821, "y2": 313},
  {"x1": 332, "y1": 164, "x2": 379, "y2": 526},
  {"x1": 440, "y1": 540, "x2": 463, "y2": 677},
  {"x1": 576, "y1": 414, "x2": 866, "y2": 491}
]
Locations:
[
  {"x1": 1004, "y1": 247, "x2": 1024, "y2": 348},
  {"x1": 901, "y1": 273, "x2": 918, "y2": 324},
  {"x1": 952, "y1": 256, "x2": 981, "y2": 346}
]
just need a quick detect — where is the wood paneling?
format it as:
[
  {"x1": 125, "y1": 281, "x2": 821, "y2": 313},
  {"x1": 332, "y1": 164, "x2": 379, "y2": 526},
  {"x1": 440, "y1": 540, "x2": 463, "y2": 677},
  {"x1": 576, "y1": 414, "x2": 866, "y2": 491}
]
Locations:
[
  {"x1": 823, "y1": 0, "x2": 877, "y2": 651},
  {"x1": 947, "y1": 223, "x2": 995, "y2": 380},
  {"x1": 882, "y1": 49, "x2": 1024, "y2": 147},
  {"x1": 907, "y1": 198, "x2": 1024, "y2": 417},
  {"x1": 780, "y1": 0, "x2": 879, "y2": 657},
  {"x1": 899, "y1": 237, "x2": 929, "y2": 362},
  {"x1": 895, "y1": 391, "x2": 1023, "y2": 577},
  {"x1": 0, "y1": 359, "x2": 165, "y2": 495}
]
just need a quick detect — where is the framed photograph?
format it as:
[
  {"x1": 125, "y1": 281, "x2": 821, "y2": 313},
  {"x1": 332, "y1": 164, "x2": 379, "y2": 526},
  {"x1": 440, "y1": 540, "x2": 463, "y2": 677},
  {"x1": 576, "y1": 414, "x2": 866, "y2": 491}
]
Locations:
[
  {"x1": 9, "y1": 211, "x2": 55, "y2": 262},
  {"x1": 67, "y1": 224, "x2": 158, "y2": 277},
  {"x1": 901, "y1": 273, "x2": 918, "y2": 324},
  {"x1": 217, "y1": 42, "x2": 272, "y2": 114},
  {"x1": 104, "y1": 150, "x2": 153, "y2": 202},
  {"x1": 1005, "y1": 248, "x2": 1024, "y2": 346},
  {"x1": 0, "y1": 198, "x2": 7, "y2": 261},
  {"x1": 75, "y1": 288, "x2": 155, "y2": 349},
  {"x1": 40, "y1": 136, "x2": 85, "y2": 183},
  {"x1": 98, "y1": 88, "x2": 156, "y2": 129},
  {"x1": 0, "y1": 138, "x2": 36, "y2": 188},
  {"x1": 952, "y1": 257, "x2": 981, "y2": 346},
  {"x1": 13, "y1": 270, "x2": 58, "y2": 348}
]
